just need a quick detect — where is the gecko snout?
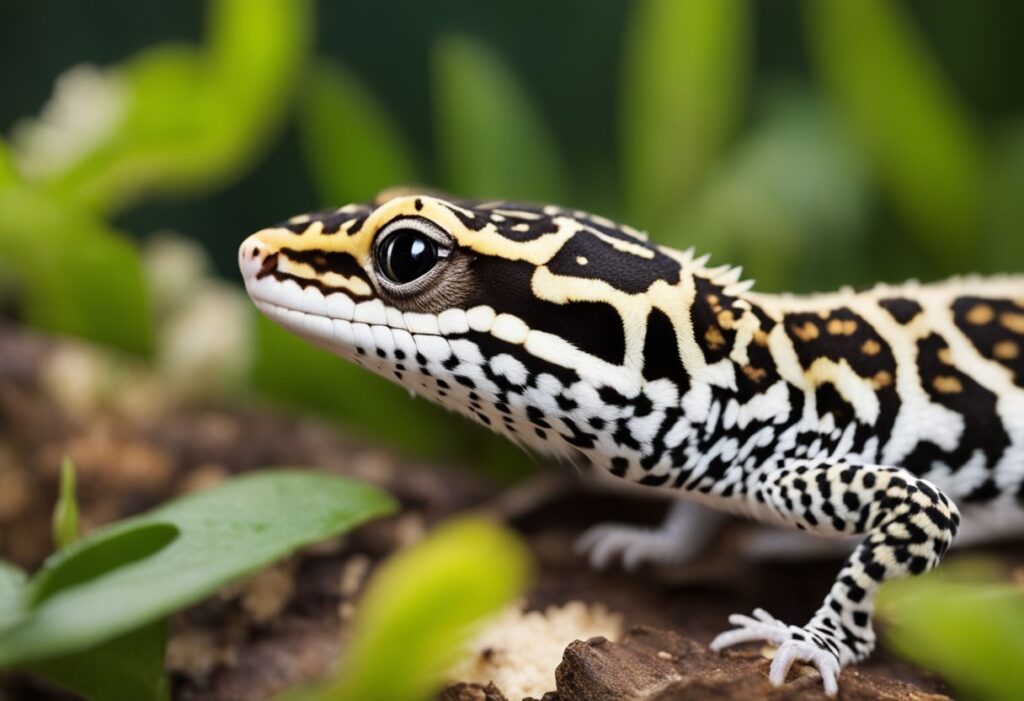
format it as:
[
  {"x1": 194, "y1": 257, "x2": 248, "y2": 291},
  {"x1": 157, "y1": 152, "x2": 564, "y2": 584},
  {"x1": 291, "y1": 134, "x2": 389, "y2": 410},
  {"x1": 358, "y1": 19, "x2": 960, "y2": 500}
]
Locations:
[{"x1": 238, "y1": 233, "x2": 276, "y2": 280}]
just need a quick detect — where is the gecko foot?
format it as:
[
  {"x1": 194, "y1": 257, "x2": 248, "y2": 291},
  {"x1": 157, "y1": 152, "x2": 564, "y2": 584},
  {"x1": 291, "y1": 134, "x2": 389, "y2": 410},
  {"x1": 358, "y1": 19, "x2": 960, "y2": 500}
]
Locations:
[
  {"x1": 710, "y1": 608, "x2": 841, "y2": 696},
  {"x1": 574, "y1": 522, "x2": 701, "y2": 570}
]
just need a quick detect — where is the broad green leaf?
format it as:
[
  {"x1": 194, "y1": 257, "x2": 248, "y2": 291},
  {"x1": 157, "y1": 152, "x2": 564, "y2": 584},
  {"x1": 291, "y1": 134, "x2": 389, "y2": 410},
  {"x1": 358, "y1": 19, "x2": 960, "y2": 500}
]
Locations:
[
  {"x1": 434, "y1": 35, "x2": 566, "y2": 202},
  {"x1": 805, "y1": 0, "x2": 984, "y2": 270},
  {"x1": 0, "y1": 561, "x2": 26, "y2": 630},
  {"x1": 252, "y1": 315, "x2": 470, "y2": 458},
  {"x1": 52, "y1": 456, "x2": 80, "y2": 550},
  {"x1": 300, "y1": 62, "x2": 417, "y2": 205},
  {"x1": 30, "y1": 622, "x2": 169, "y2": 701},
  {"x1": 0, "y1": 470, "x2": 395, "y2": 666},
  {"x1": 30, "y1": 0, "x2": 310, "y2": 214},
  {"x1": 879, "y1": 571, "x2": 1024, "y2": 700},
  {"x1": 0, "y1": 187, "x2": 153, "y2": 354},
  {"x1": 665, "y1": 87, "x2": 871, "y2": 293},
  {"x1": 621, "y1": 0, "x2": 749, "y2": 228},
  {"x1": 282, "y1": 518, "x2": 531, "y2": 701}
]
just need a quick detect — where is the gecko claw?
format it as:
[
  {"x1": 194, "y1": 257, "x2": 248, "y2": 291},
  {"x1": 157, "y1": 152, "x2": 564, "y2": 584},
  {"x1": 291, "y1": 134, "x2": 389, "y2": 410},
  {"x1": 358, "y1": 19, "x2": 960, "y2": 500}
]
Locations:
[
  {"x1": 770, "y1": 639, "x2": 840, "y2": 696},
  {"x1": 711, "y1": 609, "x2": 841, "y2": 697}
]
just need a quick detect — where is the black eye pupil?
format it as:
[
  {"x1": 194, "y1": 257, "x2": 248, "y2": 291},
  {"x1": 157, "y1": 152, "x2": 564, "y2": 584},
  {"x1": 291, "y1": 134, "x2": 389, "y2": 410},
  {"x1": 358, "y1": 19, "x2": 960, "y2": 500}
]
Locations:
[{"x1": 379, "y1": 229, "x2": 439, "y2": 284}]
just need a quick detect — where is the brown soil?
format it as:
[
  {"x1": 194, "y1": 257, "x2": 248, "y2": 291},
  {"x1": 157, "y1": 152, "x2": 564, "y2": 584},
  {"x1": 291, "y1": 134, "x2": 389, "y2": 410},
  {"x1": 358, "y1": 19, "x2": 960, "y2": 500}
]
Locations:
[{"x1": 1, "y1": 324, "x2": 1005, "y2": 700}]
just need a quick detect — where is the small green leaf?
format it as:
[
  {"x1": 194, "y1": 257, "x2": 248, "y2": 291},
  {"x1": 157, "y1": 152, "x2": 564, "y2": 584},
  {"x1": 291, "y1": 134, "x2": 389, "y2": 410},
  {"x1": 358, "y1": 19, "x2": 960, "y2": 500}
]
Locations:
[
  {"x1": 878, "y1": 567, "x2": 1024, "y2": 700},
  {"x1": 0, "y1": 188, "x2": 153, "y2": 354},
  {"x1": 30, "y1": 622, "x2": 169, "y2": 701},
  {"x1": 621, "y1": 0, "x2": 749, "y2": 228},
  {"x1": 434, "y1": 35, "x2": 566, "y2": 202},
  {"x1": 0, "y1": 470, "x2": 395, "y2": 667},
  {"x1": 0, "y1": 561, "x2": 27, "y2": 630},
  {"x1": 282, "y1": 518, "x2": 531, "y2": 701},
  {"x1": 299, "y1": 62, "x2": 417, "y2": 205},
  {"x1": 805, "y1": 0, "x2": 985, "y2": 269},
  {"x1": 52, "y1": 456, "x2": 80, "y2": 550}
]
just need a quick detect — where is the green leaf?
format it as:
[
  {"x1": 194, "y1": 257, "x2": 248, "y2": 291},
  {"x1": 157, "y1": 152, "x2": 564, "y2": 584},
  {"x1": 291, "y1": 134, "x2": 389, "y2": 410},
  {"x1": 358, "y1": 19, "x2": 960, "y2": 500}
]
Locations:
[
  {"x1": 981, "y1": 121, "x2": 1024, "y2": 272},
  {"x1": 434, "y1": 35, "x2": 566, "y2": 202},
  {"x1": 805, "y1": 0, "x2": 985, "y2": 269},
  {"x1": 52, "y1": 456, "x2": 81, "y2": 550},
  {"x1": 878, "y1": 568, "x2": 1024, "y2": 700},
  {"x1": 666, "y1": 87, "x2": 871, "y2": 293},
  {"x1": 282, "y1": 518, "x2": 531, "y2": 701},
  {"x1": 251, "y1": 315, "x2": 474, "y2": 458},
  {"x1": 30, "y1": 622, "x2": 169, "y2": 701},
  {"x1": 0, "y1": 470, "x2": 395, "y2": 667},
  {"x1": 0, "y1": 188, "x2": 153, "y2": 354},
  {"x1": 621, "y1": 0, "x2": 749, "y2": 228},
  {"x1": 207, "y1": 0, "x2": 311, "y2": 108},
  {"x1": 31, "y1": 0, "x2": 311, "y2": 214},
  {"x1": 0, "y1": 561, "x2": 27, "y2": 630},
  {"x1": 0, "y1": 139, "x2": 18, "y2": 188},
  {"x1": 299, "y1": 62, "x2": 417, "y2": 205}
]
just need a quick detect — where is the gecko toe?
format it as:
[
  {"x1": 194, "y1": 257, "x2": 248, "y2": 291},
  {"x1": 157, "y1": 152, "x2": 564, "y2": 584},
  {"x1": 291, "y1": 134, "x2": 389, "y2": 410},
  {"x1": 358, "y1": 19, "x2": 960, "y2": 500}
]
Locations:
[{"x1": 712, "y1": 610, "x2": 841, "y2": 695}]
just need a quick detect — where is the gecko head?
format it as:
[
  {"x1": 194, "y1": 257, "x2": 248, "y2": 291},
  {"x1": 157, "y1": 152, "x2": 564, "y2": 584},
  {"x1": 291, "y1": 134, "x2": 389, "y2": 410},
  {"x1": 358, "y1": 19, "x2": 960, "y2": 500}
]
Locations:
[{"x1": 239, "y1": 189, "x2": 691, "y2": 459}]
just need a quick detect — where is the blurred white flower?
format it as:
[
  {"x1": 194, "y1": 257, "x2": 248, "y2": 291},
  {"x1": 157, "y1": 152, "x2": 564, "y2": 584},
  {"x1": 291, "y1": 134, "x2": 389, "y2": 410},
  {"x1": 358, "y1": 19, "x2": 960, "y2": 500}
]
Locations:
[
  {"x1": 10, "y1": 64, "x2": 128, "y2": 180},
  {"x1": 145, "y1": 231, "x2": 253, "y2": 401},
  {"x1": 145, "y1": 233, "x2": 212, "y2": 319},
  {"x1": 159, "y1": 281, "x2": 253, "y2": 400}
]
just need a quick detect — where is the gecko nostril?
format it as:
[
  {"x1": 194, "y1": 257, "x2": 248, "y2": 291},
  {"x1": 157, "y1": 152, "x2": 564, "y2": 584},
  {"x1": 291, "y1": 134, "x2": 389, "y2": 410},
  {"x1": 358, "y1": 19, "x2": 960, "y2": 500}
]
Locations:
[{"x1": 256, "y1": 252, "x2": 279, "y2": 279}]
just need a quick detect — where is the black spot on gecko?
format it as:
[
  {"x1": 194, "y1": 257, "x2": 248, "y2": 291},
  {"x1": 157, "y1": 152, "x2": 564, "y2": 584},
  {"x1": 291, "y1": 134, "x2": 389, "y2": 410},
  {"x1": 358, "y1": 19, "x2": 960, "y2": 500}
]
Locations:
[
  {"x1": 899, "y1": 333, "x2": 1011, "y2": 491},
  {"x1": 879, "y1": 297, "x2": 922, "y2": 324},
  {"x1": 691, "y1": 276, "x2": 739, "y2": 365},
  {"x1": 466, "y1": 257, "x2": 627, "y2": 366},
  {"x1": 547, "y1": 229, "x2": 680, "y2": 294},
  {"x1": 641, "y1": 308, "x2": 690, "y2": 387}
]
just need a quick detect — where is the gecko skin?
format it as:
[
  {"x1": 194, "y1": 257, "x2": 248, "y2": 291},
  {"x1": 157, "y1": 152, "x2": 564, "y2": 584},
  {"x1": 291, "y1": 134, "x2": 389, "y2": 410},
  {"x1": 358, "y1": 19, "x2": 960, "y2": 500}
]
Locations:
[{"x1": 239, "y1": 191, "x2": 1024, "y2": 694}]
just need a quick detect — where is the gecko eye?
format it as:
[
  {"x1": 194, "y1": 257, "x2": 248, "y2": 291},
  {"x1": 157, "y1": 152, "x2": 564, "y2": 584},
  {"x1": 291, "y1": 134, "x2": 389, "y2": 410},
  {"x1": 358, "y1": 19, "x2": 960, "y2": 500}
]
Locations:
[{"x1": 376, "y1": 228, "x2": 439, "y2": 284}]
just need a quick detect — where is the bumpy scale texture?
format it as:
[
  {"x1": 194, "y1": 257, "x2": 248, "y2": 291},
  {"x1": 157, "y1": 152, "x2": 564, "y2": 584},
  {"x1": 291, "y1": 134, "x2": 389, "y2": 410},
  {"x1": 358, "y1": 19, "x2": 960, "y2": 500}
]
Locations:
[{"x1": 239, "y1": 191, "x2": 1024, "y2": 695}]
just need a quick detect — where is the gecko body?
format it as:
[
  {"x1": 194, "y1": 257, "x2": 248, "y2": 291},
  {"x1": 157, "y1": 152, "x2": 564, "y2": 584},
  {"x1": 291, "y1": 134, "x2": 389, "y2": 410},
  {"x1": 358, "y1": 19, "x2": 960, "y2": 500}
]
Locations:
[{"x1": 239, "y1": 191, "x2": 1024, "y2": 694}]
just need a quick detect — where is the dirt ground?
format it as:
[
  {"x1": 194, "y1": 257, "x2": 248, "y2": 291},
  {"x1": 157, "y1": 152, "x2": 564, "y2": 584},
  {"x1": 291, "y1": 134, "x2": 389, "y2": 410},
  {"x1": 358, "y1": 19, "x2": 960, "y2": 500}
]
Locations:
[{"x1": 2, "y1": 325, "x2": 1008, "y2": 700}]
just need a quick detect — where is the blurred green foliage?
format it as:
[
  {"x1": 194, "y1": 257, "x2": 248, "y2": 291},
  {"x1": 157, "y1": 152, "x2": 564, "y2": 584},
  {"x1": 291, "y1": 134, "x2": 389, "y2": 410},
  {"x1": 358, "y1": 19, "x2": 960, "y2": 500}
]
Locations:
[
  {"x1": 434, "y1": 35, "x2": 566, "y2": 202},
  {"x1": 621, "y1": 0, "x2": 748, "y2": 228},
  {"x1": 299, "y1": 62, "x2": 417, "y2": 205},
  {"x1": 878, "y1": 562, "x2": 1024, "y2": 700},
  {"x1": 0, "y1": 187, "x2": 152, "y2": 353},
  {"x1": 37, "y1": 0, "x2": 310, "y2": 215},
  {"x1": 806, "y1": 0, "x2": 984, "y2": 270},
  {"x1": 0, "y1": 561, "x2": 26, "y2": 631},
  {"x1": 0, "y1": 470, "x2": 395, "y2": 700},
  {"x1": 280, "y1": 517, "x2": 530, "y2": 701}
]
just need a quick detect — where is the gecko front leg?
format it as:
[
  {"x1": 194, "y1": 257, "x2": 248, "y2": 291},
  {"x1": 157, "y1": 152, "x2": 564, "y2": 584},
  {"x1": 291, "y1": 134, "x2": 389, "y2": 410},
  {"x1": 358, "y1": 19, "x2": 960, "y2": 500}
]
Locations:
[
  {"x1": 711, "y1": 459, "x2": 959, "y2": 695},
  {"x1": 575, "y1": 500, "x2": 726, "y2": 570}
]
